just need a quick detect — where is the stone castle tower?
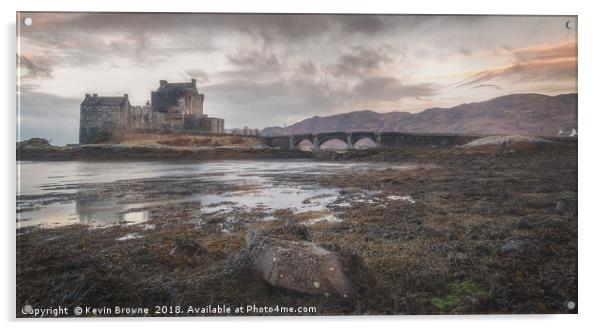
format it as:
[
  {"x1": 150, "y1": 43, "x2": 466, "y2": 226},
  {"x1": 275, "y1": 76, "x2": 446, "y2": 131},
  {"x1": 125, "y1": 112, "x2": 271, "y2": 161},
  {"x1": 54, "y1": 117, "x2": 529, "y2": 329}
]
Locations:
[
  {"x1": 151, "y1": 79, "x2": 204, "y2": 128},
  {"x1": 79, "y1": 79, "x2": 224, "y2": 144}
]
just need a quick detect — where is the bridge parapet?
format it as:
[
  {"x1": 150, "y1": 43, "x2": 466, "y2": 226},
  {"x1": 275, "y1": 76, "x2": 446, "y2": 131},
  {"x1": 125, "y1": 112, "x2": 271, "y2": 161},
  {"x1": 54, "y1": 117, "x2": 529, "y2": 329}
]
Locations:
[{"x1": 261, "y1": 131, "x2": 485, "y2": 150}]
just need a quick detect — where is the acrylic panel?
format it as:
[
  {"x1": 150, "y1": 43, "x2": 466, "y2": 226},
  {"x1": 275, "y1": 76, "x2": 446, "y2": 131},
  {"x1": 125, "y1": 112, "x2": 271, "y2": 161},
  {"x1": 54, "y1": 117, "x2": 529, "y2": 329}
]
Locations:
[{"x1": 16, "y1": 12, "x2": 577, "y2": 317}]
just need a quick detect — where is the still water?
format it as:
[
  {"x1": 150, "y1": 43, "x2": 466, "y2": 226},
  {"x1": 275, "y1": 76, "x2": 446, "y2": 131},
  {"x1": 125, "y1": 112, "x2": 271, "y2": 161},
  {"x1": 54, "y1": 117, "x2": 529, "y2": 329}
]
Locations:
[{"x1": 17, "y1": 160, "x2": 413, "y2": 228}]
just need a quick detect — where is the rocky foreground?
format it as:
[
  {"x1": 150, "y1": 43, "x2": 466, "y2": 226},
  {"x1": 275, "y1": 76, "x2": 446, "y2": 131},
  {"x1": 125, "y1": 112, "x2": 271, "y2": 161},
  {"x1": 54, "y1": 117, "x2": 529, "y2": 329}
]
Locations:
[{"x1": 16, "y1": 142, "x2": 577, "y2": 316}]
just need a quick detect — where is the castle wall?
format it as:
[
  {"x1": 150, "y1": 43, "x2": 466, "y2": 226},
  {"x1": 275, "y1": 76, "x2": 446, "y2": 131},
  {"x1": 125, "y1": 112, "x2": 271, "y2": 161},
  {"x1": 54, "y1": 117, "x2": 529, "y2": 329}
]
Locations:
[
  {"x1": 129, "y1": 106, "x2": 150, "y2": 129},
  {"x1": 184, "y1": 94, "x2": 204, "y2": 116},
  {"x1": 184, "y1": 115, "x2": 224, "y2": 133},
  {"x1": 200, "y1": 117, "x2": 224, "y2": 133},
  {"x1": 79, "y1": 80, "x2": 223, "y2": 143},
  {"x1": 79, "y1": 105, "x2": 125, "y2": 144}
]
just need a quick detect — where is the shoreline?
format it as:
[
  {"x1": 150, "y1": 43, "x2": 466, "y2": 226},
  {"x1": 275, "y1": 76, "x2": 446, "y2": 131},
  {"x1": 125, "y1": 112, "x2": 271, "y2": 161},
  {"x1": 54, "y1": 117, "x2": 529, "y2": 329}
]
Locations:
[
  {"x1": 17, "y1": 144, "x2": 312, "y2": 161},
  {"x1": 16, "y1": 138, "x2": 578, "y2": 162}
]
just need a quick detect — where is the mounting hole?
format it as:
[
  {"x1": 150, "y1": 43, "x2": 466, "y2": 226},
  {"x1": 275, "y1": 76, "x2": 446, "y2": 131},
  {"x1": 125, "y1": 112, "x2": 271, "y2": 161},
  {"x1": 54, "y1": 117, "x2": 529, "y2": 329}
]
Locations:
[
  {"x1": 22, "y1": 304, "x2": 33, "y2": 314},
  {"x1": 567, "y1": 301, "x2": 576, "y2": 310},
  {"x1": 23, "y1": 17, "x2": 32, "y2": 26},
  {"x1": 565, "y1": 20, "x2": 575, "y2": 30}
]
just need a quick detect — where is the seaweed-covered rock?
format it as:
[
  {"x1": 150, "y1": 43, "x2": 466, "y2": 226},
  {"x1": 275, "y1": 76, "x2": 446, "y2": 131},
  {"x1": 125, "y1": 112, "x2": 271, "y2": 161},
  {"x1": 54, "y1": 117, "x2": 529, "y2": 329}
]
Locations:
[
  {"x1": 17, "y1": 138, "x2": 52, "y2": 149},
  {"x1": 246, "y1": 228, "x2": 357, "y2": 298},
  {"x1": 170, "y1": 236, "x2": 208, "y2": 259}
]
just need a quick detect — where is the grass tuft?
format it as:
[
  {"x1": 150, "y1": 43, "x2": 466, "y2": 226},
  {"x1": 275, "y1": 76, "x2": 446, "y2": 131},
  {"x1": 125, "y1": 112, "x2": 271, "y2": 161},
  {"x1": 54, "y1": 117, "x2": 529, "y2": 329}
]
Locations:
[{"x1": 431, "y1": 281, "x2": 489, "y2": 312}]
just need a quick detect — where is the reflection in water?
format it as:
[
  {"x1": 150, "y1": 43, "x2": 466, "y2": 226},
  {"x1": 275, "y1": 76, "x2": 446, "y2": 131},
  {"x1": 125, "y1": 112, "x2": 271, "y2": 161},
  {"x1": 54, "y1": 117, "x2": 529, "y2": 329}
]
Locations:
[
  {"x1": 17, "y1": 160, "x2": 418, "y2": 228},
  {"x1": 75, "y1": 199, "x2": 149, "y2": 226},
  {"x1": 199, "y1": 186, "x2": 340, "y2": 214},
  {"x1": 16, "y1": 199, "x2": 150, "y2": 228}
]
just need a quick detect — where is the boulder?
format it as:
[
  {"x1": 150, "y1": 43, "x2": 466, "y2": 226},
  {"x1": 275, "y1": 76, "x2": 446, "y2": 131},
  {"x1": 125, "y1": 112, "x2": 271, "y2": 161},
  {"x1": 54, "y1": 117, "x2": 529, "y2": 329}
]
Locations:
[{"x1": 246, "y1": 229, "x2": 357, "y2": 298}]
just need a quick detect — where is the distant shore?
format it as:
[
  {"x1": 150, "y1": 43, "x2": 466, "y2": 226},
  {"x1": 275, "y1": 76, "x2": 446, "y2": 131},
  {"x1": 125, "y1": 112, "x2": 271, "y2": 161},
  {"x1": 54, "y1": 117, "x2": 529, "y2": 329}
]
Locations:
[
  {"x1": 17, "y1": 135, "x2": 577, "y2": 162},
  {"x1": 17, "y1": 143, "x2": 313, "y2": 161}
]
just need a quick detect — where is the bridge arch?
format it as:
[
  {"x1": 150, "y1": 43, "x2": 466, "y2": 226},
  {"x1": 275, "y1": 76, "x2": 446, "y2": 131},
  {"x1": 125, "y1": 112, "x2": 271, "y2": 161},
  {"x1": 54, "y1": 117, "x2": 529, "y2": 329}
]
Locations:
[
  {"x1": 353, "y1": 137, "x2": 378, "y2": 149},
  {"x1": 315, "y1": 133, "x2": 349, "y2": 147},
  {"x1": 295, "y1": 138, "x2": 314, "y2": 150},
  {"x1": 318, "y1": 138, "x2": 349, "y2": 150},
  {"x1": 350, "y1": 132, "x2": 379, "y2": 146},
  {"x1": 292, "y1": 135, "x2": 313, "y2": 146}
]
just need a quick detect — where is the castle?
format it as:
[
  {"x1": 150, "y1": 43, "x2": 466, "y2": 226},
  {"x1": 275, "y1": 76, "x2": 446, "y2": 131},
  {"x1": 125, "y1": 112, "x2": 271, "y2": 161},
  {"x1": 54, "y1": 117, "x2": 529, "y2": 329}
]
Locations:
[{"x1": 79, "y1": 79, "x2": 224, "y2": 144}]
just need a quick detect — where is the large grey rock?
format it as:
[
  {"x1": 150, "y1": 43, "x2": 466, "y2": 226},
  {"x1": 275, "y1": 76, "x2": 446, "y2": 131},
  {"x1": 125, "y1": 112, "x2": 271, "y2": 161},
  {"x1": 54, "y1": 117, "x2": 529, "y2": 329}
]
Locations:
[{"x1": 246, "y1": 229, "x2": 357, "y2": 298}]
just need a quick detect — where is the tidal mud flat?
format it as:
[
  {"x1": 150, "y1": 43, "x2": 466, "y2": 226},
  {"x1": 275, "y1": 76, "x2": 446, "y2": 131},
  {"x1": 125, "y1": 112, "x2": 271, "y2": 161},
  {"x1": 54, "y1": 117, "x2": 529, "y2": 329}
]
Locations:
[{"x1": 16, "y1": 144, "x2": 577, "y2": 316}]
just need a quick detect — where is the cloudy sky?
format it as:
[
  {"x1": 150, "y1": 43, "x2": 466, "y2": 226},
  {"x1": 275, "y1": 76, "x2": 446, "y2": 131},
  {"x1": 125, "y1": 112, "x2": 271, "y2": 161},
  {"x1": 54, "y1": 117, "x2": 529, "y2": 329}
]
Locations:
[{"x1": 17, "y1": 13, "x2": 577, "y2": 144}]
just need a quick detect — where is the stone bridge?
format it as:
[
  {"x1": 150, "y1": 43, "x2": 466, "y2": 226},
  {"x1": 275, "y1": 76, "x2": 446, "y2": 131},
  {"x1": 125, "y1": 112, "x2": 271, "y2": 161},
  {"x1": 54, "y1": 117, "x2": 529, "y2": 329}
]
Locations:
[{"x1": 261, "y1": 131, "x2": 483, "y2": 150}]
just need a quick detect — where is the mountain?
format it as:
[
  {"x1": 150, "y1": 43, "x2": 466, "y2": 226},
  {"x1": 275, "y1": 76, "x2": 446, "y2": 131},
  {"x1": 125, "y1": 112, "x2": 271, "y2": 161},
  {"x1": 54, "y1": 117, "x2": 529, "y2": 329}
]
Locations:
[{"x1": 262, "y1": 93, "x2": 577, "y2": 137}]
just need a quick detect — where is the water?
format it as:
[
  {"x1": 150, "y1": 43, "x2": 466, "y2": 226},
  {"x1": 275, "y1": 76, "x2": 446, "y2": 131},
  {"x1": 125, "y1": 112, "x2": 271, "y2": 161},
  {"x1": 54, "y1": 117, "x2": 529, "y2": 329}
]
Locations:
[{"x1": 16, "y1": 160, "x2": 416, "y2": 228}]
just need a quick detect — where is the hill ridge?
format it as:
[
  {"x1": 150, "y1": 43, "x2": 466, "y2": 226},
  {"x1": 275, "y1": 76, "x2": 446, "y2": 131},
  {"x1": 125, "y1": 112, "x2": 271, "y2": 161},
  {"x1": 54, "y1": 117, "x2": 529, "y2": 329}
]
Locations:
[{"x1": 262, "y1": 93, "x2": 577, "y2": 137}]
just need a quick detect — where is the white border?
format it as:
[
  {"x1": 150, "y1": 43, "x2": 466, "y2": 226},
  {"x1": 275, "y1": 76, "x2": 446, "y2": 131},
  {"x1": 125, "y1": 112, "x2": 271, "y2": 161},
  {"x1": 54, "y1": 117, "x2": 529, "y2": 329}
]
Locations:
[{"x1": 2, "y1": 0, "x2": 601, "y2": 328}]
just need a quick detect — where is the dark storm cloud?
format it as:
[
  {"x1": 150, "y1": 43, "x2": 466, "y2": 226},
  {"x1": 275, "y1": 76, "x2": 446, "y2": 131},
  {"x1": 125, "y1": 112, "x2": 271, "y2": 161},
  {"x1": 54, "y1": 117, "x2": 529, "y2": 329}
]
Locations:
[
  {"x1": 17, "y1": 13, "x2": 492, "y2": 82},
  {"x1": 18, "y1": 55, "x2": 54, "y2": 78},
  {"x1": 18, "y1": 90, "x2": 80, "y2": 144},
  {"x1": 339, "y1": 15, "x2": 385, "y2": 35},
  {"x1": 296, "y1": 61, "x2": 318, "y2": 76},
  {"x1": 108, "y1": 33, "x2": 151, "y2": 62},
  {"x1": 183, "y1": 69, "x2": 210, "y2": 84},
  {"x1": 20, "y1": 13, "x2": 389, "y2": 84},
  {"x1": 212, "y1": 49, "x2": 287, "y2": 81},
  {"x1": 19, "y1": 30, "x2": 163, "y2": 81},
  {"x1": 329, "y1": 46, "x2": 394, "y2": 77},
  {"x1": 226, "y1": 50, "x2": 282, "y2": 73},
  {"x1": 17, "y1": 13, "x2": 577, "y2": 138},
  {"x1": 20, "y1": 13, "x2": 480, "y2": 70},
  {"x1": 22, "y1": 13, "x2": 394, "y2": 46},
  {"x1": 353, "y1": 77, "x2": 437, "y2": 101},
  {"x1": 25, "y1": 12, "x2": 481, "y2": 35}
]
